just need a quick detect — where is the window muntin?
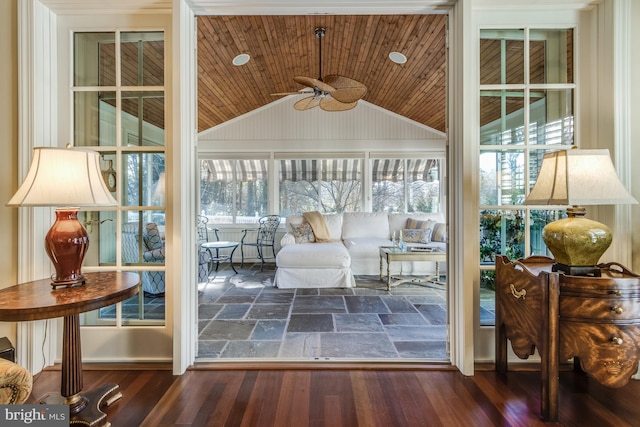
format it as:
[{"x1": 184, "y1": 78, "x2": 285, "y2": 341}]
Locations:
[
  {"x1": 73, "y1": 31, "x2": 165, "y2": 326},
  {"x1": 479, "y1": 28, "x2": 574, "y2": 326}
]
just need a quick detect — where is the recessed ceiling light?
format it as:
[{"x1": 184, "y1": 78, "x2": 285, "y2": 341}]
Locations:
[
  {"x1": 389, "y1": 51, "x2": 407, "y2": 64},
  {"x1": 232, "y1": 53, "x2": 250, "y2": 66}
]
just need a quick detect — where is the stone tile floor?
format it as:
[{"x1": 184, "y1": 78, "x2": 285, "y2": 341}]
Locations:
[{"x1": 196, "y1": 264, "x2": 453, "y2": 362}]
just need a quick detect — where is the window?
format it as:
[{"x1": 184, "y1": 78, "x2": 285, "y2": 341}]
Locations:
[
  {"x1": 74, "y1": 30, "x2": 166, "y2": 326},
  {"x1": 200, "y1": 159, "x2": 269, "y2": 224},
  {"x1": 372, "y1": 158, "x2": 441, "y2": 213},
  {"x1": 479, "y1": 28, "x2": 574, "y2": 326},
  {"x1": 199, "y1": 154, "x2": 443, "y2": 223},
  {"x1": 279, "y1": 159, "x2": 362, "y2": 216}
]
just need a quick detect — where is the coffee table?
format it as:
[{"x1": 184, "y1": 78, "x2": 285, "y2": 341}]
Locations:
[
  {"x1": 379, "y1": 246, "x2": 447, "y2": 290},
  {"x1": 200, "y1": 241, "x2": 239, "y2": 275}
]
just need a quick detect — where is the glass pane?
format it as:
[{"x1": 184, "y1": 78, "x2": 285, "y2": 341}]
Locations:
[
  {"x1": 235, "y1": 160, "x2": 269, "y2": 222},
  {"x1": 407, "y1": 159, "x2": 440, "y2": 213},
  {"x1": 480, "y1": 90, "x2": 525, "y2": 145},
  {"x1": 122, "y1": 152, "x2": 165, "y2": 207},
  {"x1": 480, "y1": 30, "x2": 525, "y2": 85},
  {"x1": 74, "y1": 91, "x2": 116, "y2": 146},
  {"x1": 121, "y1": 32, "x2": 165, "y2": 87},
  {"x1": 480, "y1": 150, "x2": 525, "y2": 205},
  {"x1": 319, "y1": 159, "x2": 362, "y2": 213},
  {"x1": 372, "y1": 159, "x2": 405, "y2": 213},
  {"x1": 200, "y1": 160, "x2": 233, "y2": 225},
  {"x1": 480, "y1": 270, "x2": 496, "y2": 326},
  {"x1": 98, "y1": 152, "x2": 118, "y2": 195},
  {"x1": 530, "y1": 29, "x2": 574, "y2": 84},
  {"x1": 122, "y1": 91, "x2": 165, "y2": 146},
  {"x1": 479, "y1": 209, "x2": 525, "y2": 265},
  {"x1": 529, "y1": 89, "x2": 574, "y2": 146},
  {"x1": 82, "y1": 281, "x2": 165, "y2": 326},
  {"x1": 530, "y1": 209, "x2": 567, "y2": 256},
  {"x1": 121, "y1": 215, "x2": 165, "y2": 269},
  {"x1": 74, "y1": 32, "x2": 115, "y2": 87},
  {"x1": 279, "y1": 160, "x2": 319, "y2": 216}
]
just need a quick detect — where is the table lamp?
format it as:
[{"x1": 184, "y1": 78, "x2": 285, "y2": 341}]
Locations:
[
  {"x1": 523, "y1": 148, "x2": 637, "y2": 276},
  {"x1": 7, "y1": 147, "x2": 118, "y2": 288}
]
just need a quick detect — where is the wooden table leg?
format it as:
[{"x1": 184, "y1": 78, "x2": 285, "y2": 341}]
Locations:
[
  {"x1": 38, "y1": 314, "x2": 122, "y2": 427},
  {"x1": 387, "y1": 260, "x2": 392, "y2": 291}
]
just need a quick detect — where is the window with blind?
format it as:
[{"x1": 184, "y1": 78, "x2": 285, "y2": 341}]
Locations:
[
  {"x1": 279, "y1": 159, "x2": 362, "y2": 216},
  {"x1": 199, "y1": 155, "x2": 443, "y2": 223},
  {"x1": 200, "y1": 159, "x2": 269, "y2": 224},
  {"x1": 371, "y1": 158, "x2": 441, "y2": 214}
]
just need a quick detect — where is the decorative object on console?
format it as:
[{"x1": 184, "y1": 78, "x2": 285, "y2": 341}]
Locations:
[
  {"x1": 523, "y1": 148, "x2": 637, "y2": 275},
  {"x1": 101, "y1": 158, "x2": 117, "y2": 193},
  {"x1": 7, "y1": 147, "x2": 118, "y2": 288}
]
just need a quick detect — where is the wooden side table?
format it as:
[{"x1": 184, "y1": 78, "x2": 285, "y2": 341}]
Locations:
[
  {"x1": 495, "y1": 255, "x2": 640, "y2": 421},
  {"x1": 0, "y1": 272, "x2": 140, "y2": 427}
]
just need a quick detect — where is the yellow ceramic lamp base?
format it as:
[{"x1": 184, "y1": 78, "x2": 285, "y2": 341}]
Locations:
[{"x1": 542, "y1": 217, "x2": 612, "y2": 267}]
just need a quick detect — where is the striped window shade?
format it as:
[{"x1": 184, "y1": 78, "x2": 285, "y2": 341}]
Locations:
[{"x1": 202, "y1": 159, "x2": 268, "y2": 182}]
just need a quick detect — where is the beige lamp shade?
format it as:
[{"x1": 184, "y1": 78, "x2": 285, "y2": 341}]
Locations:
[
  {"x1": 524, "y1": 149, "x2": 637, "y2": 207},
  {"x1": 523, "y1": 148, "x2": 637, "y2": 273},
  {"x1": 7, "y1": 147, "x2": 118, "y2": 207}
]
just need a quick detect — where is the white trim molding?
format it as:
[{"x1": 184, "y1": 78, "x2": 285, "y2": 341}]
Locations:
[{"x1": 17, "y1": 0, "x2": 59, "y2": 374}]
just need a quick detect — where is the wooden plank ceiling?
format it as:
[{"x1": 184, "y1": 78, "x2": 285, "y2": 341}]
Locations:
[{"x1": 197, "y1": 15, "x2": 447, "y2": 133}]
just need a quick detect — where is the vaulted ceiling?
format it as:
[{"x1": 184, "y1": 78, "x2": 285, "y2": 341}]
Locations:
[{"x1": 197, "y1": 15, "x2": 447, "y2": 133}]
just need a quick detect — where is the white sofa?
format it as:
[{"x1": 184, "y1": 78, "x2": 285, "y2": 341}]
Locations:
[{"x1": 273, "y1": 212, "x2": 446, "y2": 289}]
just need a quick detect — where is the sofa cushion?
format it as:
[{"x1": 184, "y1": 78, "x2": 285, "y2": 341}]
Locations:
[
  {"x1": 322, "y1": 213, "x2": 343, "y2": 241},
  {"x1": 342, "y1": 212, "x2": 389, "y2": 239},
  {"x1": 402, "y1": 228, "x2": 431, "y2": 243},
  {"x1": 405, "y1": 218, "x2": 434, "y2": 230},
  {"x1": 343, "y1": 237, "x2": 391, "y2": 259},
  {"x1": 388, "y1": 213, "x2": 444, "y2": 235},
  {"x1": 0, "y1": 358, "x2": 32, "y2": 404},
  {"x1": 290, "y1": 222, "x2": 315, "y2": 243},
  {"x1": 431, "y1": 222, "x2": 447, "y2": 242},
  {"x1": 276, "y1": 242, "x2": 350, "y2": 268},
  {"x1": 285, "y1": 213, "x2": 342, "y2": 241}
]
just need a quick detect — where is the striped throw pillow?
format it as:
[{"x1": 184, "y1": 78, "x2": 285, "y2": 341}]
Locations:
[
  {"x1": 405, "y1": 218, "x2": 434, "y2": 230},
  {"x1": 431, "y1": 222, "x2": 447, "y2": 243}
]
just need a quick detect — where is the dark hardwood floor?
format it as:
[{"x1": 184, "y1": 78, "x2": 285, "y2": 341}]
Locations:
[{"x1": 27, "y1": 364, "x2": 640, "y2": 427}]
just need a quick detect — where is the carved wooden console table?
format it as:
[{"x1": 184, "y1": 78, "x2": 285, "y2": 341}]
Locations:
[{"x1": 495, "y1": 255, "x2": 640, "y2": 421}]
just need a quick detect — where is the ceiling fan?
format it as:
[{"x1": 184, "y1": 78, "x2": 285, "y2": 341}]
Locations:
[{"x1": 273, "y1": 27, "x2": 367, "y2": 112}]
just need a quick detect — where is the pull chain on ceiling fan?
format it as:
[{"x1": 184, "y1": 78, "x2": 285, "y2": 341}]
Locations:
[{"x1": 272, "y1": 27, "x2": 367, "y2": 112}]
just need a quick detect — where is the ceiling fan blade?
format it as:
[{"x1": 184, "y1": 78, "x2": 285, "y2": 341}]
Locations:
[
  {"x1": 271, "y1": 90, "x2": 313, "y2": 96},
  {"x1": 294, "y1": 96, "x2": 321, "y2": 111},
  {"x1": 323, "y1": 75, "x2": 367, "y2": 103},
  {"x1": 319, "y1": 97, "x2": 358, "y2": 112},
  {"x1": 293, "y1": 76, "x2": 336, "y2": 94}
]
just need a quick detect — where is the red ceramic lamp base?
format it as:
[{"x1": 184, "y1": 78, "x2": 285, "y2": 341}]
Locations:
[{"x1": 45, "y1": 208, "x2": 89, "y2": 288}]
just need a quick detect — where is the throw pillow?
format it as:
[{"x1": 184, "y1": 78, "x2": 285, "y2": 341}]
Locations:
[
  {"x1": 405, "y1": 218, "x2": 434, "y2": 230},
  {"x1": 402, "y1": 228, "x2": 431, "y2": 243},
  {"x1": 290, "y1": 222, "x2": 315, "y2": 243},
  {"x1": 431, "y1": 222, "x2": 447, "y2": 242}
]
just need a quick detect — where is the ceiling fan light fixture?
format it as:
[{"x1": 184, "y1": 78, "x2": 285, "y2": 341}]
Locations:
[
  {"x1": 232, "y1": 53, "x2": 251, "y2": 66},
  {"x1": 389, "y1": 51, "x2": 407, "y2": 64}
]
